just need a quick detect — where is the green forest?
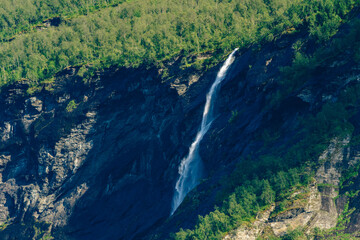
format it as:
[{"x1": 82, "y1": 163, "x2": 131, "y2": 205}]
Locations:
[
  {"x1": 0, "y1": 0, "x2": 357, "y2": 89},
  {"x1": 0, "y1": 0, "x2": 127, "y2": 41}
]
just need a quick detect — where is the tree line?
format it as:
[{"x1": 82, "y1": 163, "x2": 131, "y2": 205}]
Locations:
[{"x1": 0, "y1": 0, "x2": 357, "y2": 87}]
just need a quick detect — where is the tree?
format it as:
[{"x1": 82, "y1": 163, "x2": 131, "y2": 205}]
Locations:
[{"x1": 260, "y1": 180, "x2": 275, "y2": 205}]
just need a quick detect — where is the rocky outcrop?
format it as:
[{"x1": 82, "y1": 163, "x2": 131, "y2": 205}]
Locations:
[
  {"x1": 0, "y1": 91, "x2": 97, "y2": 226},
  {"x1": 223, "y1": 205, "x2": 275, "y2": 240},
  {"x1": 223, "y1": 138, "x2": 353, "y2": 239}
]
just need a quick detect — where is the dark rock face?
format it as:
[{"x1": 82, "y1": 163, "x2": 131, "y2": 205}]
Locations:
[
  {"x1": 0, "y1": 67, "x2": 196, "y2": 239},
  {"x1": 64, "y1": 70, "x2": 183, "y2": 239}
]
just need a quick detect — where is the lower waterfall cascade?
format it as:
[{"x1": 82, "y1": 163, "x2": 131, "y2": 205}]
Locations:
[{"x1": 171, "y1": 48, "x2": 238, "y2": 215}]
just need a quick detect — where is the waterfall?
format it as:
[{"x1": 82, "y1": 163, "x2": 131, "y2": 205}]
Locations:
[{"x1": 171, "y1": 48, "x2": 238, "y2": 215}]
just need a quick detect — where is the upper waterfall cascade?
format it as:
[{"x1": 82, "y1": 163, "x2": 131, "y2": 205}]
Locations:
[{"x1": 171, "y1": 48, "x2": 238, "y2": 215}]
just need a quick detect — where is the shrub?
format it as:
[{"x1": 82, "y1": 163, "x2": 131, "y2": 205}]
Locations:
[{"x1": 66, "y1": 100, "x2": 78, "y2": 112}]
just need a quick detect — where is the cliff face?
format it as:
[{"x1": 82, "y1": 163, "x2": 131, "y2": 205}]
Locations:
[
  {"x1": 0, "y1": 67, "x2": 191, "y2": 239},
  {"x1": 146, "y1": 18, "x2": 360, "y2": 239},
  {"x1": 1, "y1": 19, "x2": 360, "y2": 240}
]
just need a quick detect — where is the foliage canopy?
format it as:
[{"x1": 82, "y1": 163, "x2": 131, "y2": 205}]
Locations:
[{"x1": 0, "y1": 0, "x2": 357, "y2": 87}]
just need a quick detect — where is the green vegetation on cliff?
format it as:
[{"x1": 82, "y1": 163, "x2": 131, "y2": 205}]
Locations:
[{"x1": 0, "y1": 0, "x2": 357, "y2": 88}]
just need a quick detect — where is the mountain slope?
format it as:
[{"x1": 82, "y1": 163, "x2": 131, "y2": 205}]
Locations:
[{"x1": 0, "y1": 2, "x2": 360, "y2": 240}]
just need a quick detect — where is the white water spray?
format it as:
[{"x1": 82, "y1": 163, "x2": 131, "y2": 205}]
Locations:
[{"x1": 171, "y1": 48, "x2": 238, "y2": 215}]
